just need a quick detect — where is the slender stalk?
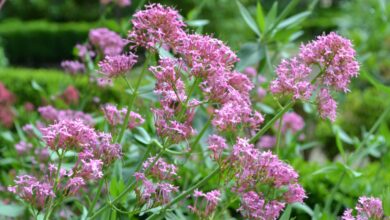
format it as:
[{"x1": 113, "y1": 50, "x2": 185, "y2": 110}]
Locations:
[
  {"x1": 87, "y1": 177, "x2": 105, "y2": 217},
  {"x1": 275, "y1": 117, "x2": 283, "y2": 156},
  {"x1": 88, "y1": 149, "x2": 165, "y2": 219},
  {"x1": 324, "y1": 170, "x2": 346, "y2": 213},
  {"x1": 116, "y1": 55, "x2": 150, "y2": 143},
  {"x1": 146, "y1": 167, "x2": 221, "y2": 220},
  {"x1": 250, "y1": 101, "x2": 294, "y2": 144}
]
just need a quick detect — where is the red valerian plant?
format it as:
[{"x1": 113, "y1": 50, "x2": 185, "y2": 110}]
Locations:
[{"x1": 6, "y1": 2, "x2": 373, "y2": 220}]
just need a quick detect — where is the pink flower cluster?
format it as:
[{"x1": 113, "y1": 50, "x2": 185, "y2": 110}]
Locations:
[
  {"x1": 9, "y1": 119, "x2": 122, "y2": 208},
  {"x1": 188, "y1": 189, "x2": 221, "y2": 218},
  {"x1": 89, "y1": 28, "x2": 126, "y2": 56},
  {"x1": 132, "y1": 4, "x2": 264, "y2": 135},
  {"x1": 342, "y1": 196, "x2": 384, "y2": 220},
  {"x1": 38, "y1": 105, "x2": 94, "y2": 125},
  {"x1": 210, "y1": 137, "x2": 306, "y2": 219},
  {"x1": 134, "y1": 157, "x2": 179, "y2": 206},
  {"x1": 61, "y1": 60, "x2": 85, "y2": 75},
  {"x1": 207, "y1": 134, "x2": 228, "y2": 160},
  {"x1": 15, "y1": 141, "x2": 33, "y2": 154},
  {"x1": 102, "y1": 104, "x2": 144, "y2": 129},
  {"x1": 8, "y1": 175, "x2": 55, "y2": 210},
  {"x1": 98, "y1": 53, "x2": 138, "y2": 78},
  {"x1": 0, "y1": 82, "x2": 15, "y2": 128},
  {"x1": 60, "y1": 85, "x2": 80, "y2": 105},
  {"x1": 129, "y1": 3, "x2": 186, "y2": 50},
  {"x1": 270, "y1": 32, "x2": 359, "y2": 121},
  {"x1": 150, "y1": 58, "x2": 197, "y2": 143},
  {"x1": 274, "y1": 112, "x2": 305, "y2": 135}
]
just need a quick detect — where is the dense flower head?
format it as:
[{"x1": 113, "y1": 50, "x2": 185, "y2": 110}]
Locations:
[
  {"x1": 342, "y1": 196, "x2": 384, "y2": 220},
  {"x1": 188, "y1": 189, "x2": 221, "y2": 218},
  {"x1": 102, "y1": 104, "x2": 144, "y2": 129},
  {"x1": 15, "y1": 141, "x2": 33, "y2": 154},
  {"x1": 270, "y1": 32, "x2": 359, "y2": 122},
  {"x1": 317, "y1": 88, "x2": 337, "y2": 121},
  {"x1": 238, "y1": 191, "x2": 285, "y2": 220},
  {"x1": 61, "y1": 85, "x2": 80, "y2": 105},
  {"x1": 299, "y1": 32, "x2": 359, "y2": 92},
  {"x1": 64, "y1": 177, "x2": 85, "y2": 195},
  {"x1": 243, "y1": 66, "x2": 257, "y2": 78},
  {"x1": 76, "y1": 44, "x2": 95, "y2": 60},
  {"x1": 61, "y1": 60, "x2": 85, "y2": 75},
  {"x1": 150, "y1": 58, "x2": 197, "y2": 143},
  {"x1": 270, "y1": 57, "x2": 313, "y2": 100},
  {"x1": 257, "y1": 135, "x2": 276, "y2": 149},
  {"x1": 90, "y1": 132, "x2": 122, "y2": 164},
  {"x1": 274, "y1": 112, "x2": 305, "y2": 134},
  {"x1": 129, "y1": 3, "x2": 186, "y2": 49},
  {"x1": 79, "y1": 159, "x2": 104, "y2": 180},
  {"x1": 98, "y1": 53, "x2": 138, "y2": 78},
  {"x1": 208, "y1": 135, "x2": 228, "y2": 160},
  {"x1": 40, "y1": 119, "x2": 97, "y2": 151},
  {"x1": 38, "y1": 105, "x2": 94, "y2": 125},
  {"x1": 177, "y1": 34, "x2": 239, "y2": 77},
  {"x1": 8, "y1": 175, "x2": 55, "y2": 209},
  {"x1": 143, "y1": 157, "x2": 177, "y2": 181},
  {"x1": 89, "y1": 28, "x2": 126, "y2": 56}
]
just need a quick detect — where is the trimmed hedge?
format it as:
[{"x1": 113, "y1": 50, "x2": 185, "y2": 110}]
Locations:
[{"x1": 0, "y1": 19, "x2": 121, "y2": 66}]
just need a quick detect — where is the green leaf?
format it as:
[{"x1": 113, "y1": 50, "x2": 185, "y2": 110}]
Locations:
[
  {"x1": 311, "y1": 165, "x2": 337, "y2": 176},
  {"x1": 276, "y1": 11, "x2": 311, "y2": 30},
  {"x1": 0, "y1": 131, "x2": 14, "y2": 142},
  {"x1": 292, "y1": 203, "x2": 314, "y2": 217},
  {"x1": 236, "y1": 0, "x2": 261, "y2": 36},
  {"x1": 236, "y1": 42, "x2": 264, "y2": 71},
  {"x1": 31, "y1": 80, "x2": 43, "y2": 92},
  {"x1": 279, "y1": 205, "x2": 292, "y2": 220},
  {"x1": 0, "y1": 202, "x2": 25, "y2": 217},
  {"x1": 256, "y1": 1, "x2": 265, "y2": 32},
  {"x1": 340, "y1": 163, "x2": 362, "y2": 178},
  {"x1": 157, "y1": 47, "x2": 174, "y2": 59},
  {"x1": 361, "y1": 71, "x2": 390, "y2": 95},
  {"x1": 265, "y1": 2, "x2": 278, "y2": 32}
]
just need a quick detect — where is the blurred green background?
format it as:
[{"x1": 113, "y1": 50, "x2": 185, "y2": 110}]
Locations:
[{"x1": 1, "y1": 0, "x2": 390, "y2": 218}]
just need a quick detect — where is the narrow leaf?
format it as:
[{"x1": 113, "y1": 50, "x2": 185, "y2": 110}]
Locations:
[
  {"x1": 279, "y1": 205, "x2": 292, "y2": 220},
  {"x1": 236, "y1": 0, "x2": 261, "y2": 36},
  {"x1": 256, "y1": 1, "x2": 265, "y2": 32}
]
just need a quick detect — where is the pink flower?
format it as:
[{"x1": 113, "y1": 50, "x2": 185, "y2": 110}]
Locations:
[
  {"x1": 65, "y1": 177, "x2": 85, "y2": 195},
  {"x1": 188, "y1": 189, "x2": 221, "y2": 218},
  {"x1": 243, "y1": 67, "x2": 257, "y2": 78},
  {"x1": 75, "y1": 44, "x2": 95, "y2": 60},
  {"x1": 102, "y1": 104, "x2": 144, "y2": 129},
  {"x1": 143, "y1": 157, "x2": 177, "y2": 181},
  {"x1": 274, "y1": 112, "x2": 305, "y2": 134},
  {"x1": 317, "y1": 88, "x2": 337, "y2": 121},
  {"x1": 40, "y1": 119, "x2": 97, "y2": 151},
  {"x1": 208, "y1": 135, "x2": 227, "y2": 160},
  {"x1": 342, "y1": 196, "x2": 384, "y2": 220},
  {"x1": 257, "y1": 135, "x2": 276, "y2": 149},
  {"x1": 98, "y1": 53, "x2": 138, "y2": 78},
  {"x1": 238, "y1": 191, "x2": 285, "y2": 220},
  {"x1": 0, "y1": 82, "x2": 15, "y2": 105},
  {"x1": 270, "y1": 57, "x2": 313, "y2": 100},
  {"x1": 79, "y1": 159, "x2": 104, "y2": 180},
  {"x1": 89, "y1": 28, "x2": 125, "y2": 56},
  {"x1": 61, "y1": 60, "x2": 85, "y2": 75},
  {"x1": 129, "y1": 4, "x2": 186, "y2": 50},
  {"x1": 61, "y1": 85, "x2": 80, "y2": 105},
  {"x1": 299, "y1": 32, "x2": 359, "y2": 92},
  {"x1": 284, "y1": 183, "x2": 307, "y2": 203},
  {"x1": 38, "y1": 105, "x2": 94, "y2": 125},
  {"x1": 15, "y1": 141, "x2": 33, "y2": 154},
  {"x1": 8, "y1": 175, "x2": 55, "y2": 209},
  {"x1": 155, "y1": 183, "x2": 179, "y2": 204}
]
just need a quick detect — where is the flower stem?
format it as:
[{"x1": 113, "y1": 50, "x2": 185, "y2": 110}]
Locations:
[
  {"x1": 250, "y1": 101, "x2": 294, "y2": 144},
  {"x1": 88, "y1": 147, "x2": 166, "y2": 219},
  {"x1": 87, "y1": 177, "x2": 105, "y2": 217},
  {"x1": 116, "y1": 54, "x2": 150, "y2": 143},
  {"x1": 146, "y1": 166, "x2": 221, "y2": 220}
]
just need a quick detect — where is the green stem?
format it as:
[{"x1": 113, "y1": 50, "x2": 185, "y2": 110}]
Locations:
[
  {"x1": 250, "y1": 101, "x2": 294, "y2": 144},
  {"x1": 116, "y1": 55, "x2": 150, "y2": 143},
  {"x1": 88, "y1": 148, "x2": 166, "y2": 219},
  {"x1": 324, "y1": 170, "x2": 346, "y2": 213},
  {"x1": 87, "y1": 177, "x2": 105, "y2": 217},
  {"x1": 146, "y1": 167, "x2": 221, "y2": 220},
  {"x1": 275, "y1": 117, "x2": 283, "y2": 156}
]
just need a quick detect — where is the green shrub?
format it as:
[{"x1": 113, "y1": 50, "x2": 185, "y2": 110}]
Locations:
[{"x1": 0, "y1": 19, "x2": 121, "y2": 66}]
